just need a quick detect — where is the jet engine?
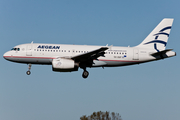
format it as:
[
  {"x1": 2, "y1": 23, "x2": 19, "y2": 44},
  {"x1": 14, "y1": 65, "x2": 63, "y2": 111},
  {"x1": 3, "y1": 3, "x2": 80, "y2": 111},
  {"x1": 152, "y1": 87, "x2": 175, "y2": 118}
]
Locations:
[{"x1": 52, "y1": 58, "x2": 79, "y2": 72}]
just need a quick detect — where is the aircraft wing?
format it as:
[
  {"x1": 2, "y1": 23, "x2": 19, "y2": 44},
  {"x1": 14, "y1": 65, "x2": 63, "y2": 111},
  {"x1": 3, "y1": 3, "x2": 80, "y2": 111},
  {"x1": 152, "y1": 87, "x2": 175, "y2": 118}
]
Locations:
[{"x1": 70, "y1": 47, "x2": 109, "y2": 62}]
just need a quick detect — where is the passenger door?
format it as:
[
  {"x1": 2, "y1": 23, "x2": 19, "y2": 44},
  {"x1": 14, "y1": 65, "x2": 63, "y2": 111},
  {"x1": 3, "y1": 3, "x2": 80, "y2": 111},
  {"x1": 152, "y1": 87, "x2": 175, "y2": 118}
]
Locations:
[
  {"x1": 133, "y1": 49, "x2": 139, "y2": 60},
  {"x1": 26, "y1": 44, "x2": 32, "y2": 56}
]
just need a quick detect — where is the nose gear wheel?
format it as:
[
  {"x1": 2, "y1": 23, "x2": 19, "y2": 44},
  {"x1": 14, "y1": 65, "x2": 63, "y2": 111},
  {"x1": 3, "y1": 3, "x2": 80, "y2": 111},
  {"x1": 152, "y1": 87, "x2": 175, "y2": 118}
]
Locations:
[{"x1": 26, "y1": 71, "x2": 31, "y2": 75}]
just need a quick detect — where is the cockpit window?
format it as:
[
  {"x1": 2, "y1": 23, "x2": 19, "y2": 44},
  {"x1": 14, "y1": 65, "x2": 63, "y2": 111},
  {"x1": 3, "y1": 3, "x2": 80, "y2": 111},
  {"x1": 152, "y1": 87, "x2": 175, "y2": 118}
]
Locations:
[{"x1": 11, "y1": 48, "x2": 20, "y2": 51}]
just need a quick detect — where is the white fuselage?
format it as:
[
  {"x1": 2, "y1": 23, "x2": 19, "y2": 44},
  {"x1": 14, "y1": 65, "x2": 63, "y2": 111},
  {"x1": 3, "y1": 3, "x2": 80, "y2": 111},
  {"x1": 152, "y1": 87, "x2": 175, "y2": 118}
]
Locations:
[
  {"x1": 3, "y1": 43, "x2": 171, "y2": 67},
  {"x1": 3, "y1": 19, "x2": 176, "y2": 78}
]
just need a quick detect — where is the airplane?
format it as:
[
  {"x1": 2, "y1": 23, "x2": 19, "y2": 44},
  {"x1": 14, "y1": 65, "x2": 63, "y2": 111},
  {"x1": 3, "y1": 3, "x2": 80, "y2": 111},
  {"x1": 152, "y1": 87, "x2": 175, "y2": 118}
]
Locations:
[{"x1": 3, "y1": 18, "x2": 176, "y2": 78}]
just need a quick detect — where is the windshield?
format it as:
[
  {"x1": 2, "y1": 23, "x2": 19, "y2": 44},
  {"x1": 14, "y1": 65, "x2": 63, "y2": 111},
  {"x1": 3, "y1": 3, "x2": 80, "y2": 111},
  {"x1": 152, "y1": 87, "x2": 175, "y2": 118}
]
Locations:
[{"x1": 11, "y1": 48, "x2": 20, "y2": 51}]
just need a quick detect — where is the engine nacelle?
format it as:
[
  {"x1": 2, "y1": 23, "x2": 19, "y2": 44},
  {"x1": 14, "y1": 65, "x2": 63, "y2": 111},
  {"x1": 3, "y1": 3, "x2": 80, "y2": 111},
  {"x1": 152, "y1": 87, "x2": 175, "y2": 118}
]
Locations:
[{"x1": 52, "y1": 58, "x2": 79, "y2": 72}]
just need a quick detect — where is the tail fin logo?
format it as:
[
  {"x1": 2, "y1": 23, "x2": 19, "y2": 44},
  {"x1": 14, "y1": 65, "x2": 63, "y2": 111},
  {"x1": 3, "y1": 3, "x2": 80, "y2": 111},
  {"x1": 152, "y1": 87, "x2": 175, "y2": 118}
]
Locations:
[{"x1": 144, "y1": 26, "x2": 171, "y2": 52}]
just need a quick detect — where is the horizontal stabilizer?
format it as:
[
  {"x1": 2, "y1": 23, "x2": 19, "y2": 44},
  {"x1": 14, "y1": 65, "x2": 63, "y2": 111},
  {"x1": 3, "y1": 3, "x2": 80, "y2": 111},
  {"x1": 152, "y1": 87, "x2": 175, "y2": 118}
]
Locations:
[
  {"x1": 150, "y1": 49, "x2": 173, "y2": 56},
  {"x1": 150, "y1": 49, "x2": 176, "y2": 59}
]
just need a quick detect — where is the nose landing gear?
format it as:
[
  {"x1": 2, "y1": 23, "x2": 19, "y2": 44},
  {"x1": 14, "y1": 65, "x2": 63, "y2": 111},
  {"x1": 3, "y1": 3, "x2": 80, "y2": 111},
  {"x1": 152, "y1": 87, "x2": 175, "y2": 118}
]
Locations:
[{"x1": 26, "y1": 64, "x2": 31, "y2": 75}]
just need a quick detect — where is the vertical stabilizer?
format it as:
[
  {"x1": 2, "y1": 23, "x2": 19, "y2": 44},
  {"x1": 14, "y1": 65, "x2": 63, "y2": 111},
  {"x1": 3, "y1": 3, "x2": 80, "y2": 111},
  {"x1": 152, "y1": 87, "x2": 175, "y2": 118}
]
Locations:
[{"x1": 136, "y1": 18, "x2": 174, "y2": 51}]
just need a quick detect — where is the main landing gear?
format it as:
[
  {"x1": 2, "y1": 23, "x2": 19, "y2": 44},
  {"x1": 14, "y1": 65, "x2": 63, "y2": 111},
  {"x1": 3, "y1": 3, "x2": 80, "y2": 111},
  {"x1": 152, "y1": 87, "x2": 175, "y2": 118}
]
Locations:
[
  {"x1": 80, "y1": 64, "x2": 89, "y2": 79},
  {"x1": 82, "y1": 70, "x2": 89, "y2": 79},
  {"x1": 26, "y1": 64, "x2": 31, "y2": 75},
  {"x1": 81, "y1": 65, "x2": 89, "y2": 78}
]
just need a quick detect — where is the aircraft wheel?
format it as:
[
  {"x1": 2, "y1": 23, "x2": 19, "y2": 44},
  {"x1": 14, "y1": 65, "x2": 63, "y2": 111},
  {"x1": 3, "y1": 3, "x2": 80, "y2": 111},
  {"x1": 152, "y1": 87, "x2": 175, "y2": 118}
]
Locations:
[
  {"x1": 82, "y1": 70, "x2": 89, "y2": 78},
  {"x1": 26, "y1": 71, "x2": 31, "y2": 75}
]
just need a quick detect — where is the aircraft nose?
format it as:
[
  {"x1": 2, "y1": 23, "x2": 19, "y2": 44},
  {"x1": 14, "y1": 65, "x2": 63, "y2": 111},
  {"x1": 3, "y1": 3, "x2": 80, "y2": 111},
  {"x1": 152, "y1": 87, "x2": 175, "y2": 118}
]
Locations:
[{"x1": 3, "y1": 51, "x2": 10, "y2": 60}]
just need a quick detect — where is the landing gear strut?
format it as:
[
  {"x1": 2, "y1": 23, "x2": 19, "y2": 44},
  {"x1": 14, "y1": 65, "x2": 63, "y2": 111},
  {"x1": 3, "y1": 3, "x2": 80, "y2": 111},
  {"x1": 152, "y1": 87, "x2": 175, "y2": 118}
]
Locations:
[{"x1": 26, "y1": 64, "x2": 31, "y2": 75}]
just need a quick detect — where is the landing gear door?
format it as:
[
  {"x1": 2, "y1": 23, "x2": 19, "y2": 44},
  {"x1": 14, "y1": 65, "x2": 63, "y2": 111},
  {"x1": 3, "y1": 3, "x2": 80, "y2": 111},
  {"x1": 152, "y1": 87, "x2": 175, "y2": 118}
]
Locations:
[
  {"x1": 133, "y1": 49, "x2": 139, "y2": 60},
  {"x1": 26, "y1": 44, "x2": 32, "y2": 56}
]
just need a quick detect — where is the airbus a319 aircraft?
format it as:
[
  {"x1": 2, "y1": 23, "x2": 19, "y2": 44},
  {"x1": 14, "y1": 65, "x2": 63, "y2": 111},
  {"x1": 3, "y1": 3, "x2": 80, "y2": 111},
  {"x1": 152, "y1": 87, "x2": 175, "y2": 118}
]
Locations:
[{"x1": 3, "y1": 18, "x2": 176, "y2": 78}]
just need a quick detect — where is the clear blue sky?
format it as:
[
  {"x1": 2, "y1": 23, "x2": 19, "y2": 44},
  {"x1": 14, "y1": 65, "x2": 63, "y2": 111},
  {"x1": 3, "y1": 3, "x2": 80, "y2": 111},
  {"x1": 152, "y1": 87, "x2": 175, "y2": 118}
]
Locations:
[{"x1": 0, "y1": 0, "x2": 180, "y2": 120}]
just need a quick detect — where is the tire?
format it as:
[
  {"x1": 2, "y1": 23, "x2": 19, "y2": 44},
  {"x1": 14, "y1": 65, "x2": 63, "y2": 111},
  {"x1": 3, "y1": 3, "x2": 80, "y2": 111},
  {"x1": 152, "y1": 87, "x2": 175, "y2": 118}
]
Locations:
[
  {"x1": 26, "y1": 71, "x2": 31, "y2": 75},
  {"x1": 82, "y1": 71, "x2": 89, "y2": 78}
]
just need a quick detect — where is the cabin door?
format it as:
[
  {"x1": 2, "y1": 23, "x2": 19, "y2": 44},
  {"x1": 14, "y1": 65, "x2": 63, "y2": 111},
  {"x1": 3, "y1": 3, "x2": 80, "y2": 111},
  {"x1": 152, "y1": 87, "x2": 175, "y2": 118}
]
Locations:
[
  {"x1": 133, "y1": 49, "x2": 139, "y2": 60},
  {"x1": 26, "y1": 45, "x2": 32, "y2": 56}
]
